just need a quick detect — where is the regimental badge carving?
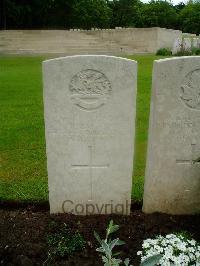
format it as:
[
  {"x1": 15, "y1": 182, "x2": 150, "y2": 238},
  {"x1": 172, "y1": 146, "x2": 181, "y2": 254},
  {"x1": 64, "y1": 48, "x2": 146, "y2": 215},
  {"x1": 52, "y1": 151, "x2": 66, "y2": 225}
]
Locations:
[
  {"x1": 69, "y1": 69, "x2": 112, "y2": 111},
  {"x1": 180, "y1": 69, "x2": 200, "y2": 110}
]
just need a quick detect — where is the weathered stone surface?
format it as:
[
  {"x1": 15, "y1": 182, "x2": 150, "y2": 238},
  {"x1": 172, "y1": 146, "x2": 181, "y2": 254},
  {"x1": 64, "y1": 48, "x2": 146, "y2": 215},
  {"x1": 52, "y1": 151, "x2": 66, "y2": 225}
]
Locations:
[
  {"x1": 0, "y1": 28, "x2": 181, "y2": 55},
  {"x1": 143, "y1": 56, "x2": 200, "y2": 214},
  {"x1": 172, "y1": 38, "x2": 182, "y2": 54},
  {"x1": 182, "y1": 38, "x2": 192, "y2": 51},
  {"x1": 43, "y1": 55, "x2": 137, "y2": 215},
  {"x1": 192, "y1": 38, "x2": 199, "y2": 48}
]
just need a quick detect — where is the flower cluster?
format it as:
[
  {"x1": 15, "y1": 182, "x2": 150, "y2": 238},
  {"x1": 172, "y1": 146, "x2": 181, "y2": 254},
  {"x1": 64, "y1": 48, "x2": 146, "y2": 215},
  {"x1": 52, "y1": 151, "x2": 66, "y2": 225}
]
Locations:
[{"x1": 137, "y1": 233, "x2": 200, "y2": 265}]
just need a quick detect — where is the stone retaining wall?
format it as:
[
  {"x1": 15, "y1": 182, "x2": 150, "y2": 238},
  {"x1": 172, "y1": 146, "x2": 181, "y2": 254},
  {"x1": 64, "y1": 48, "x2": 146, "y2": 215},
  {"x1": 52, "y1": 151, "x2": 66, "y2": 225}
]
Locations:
[{"x1": 0, "y1": 27, "x2": 181, "y2": 55}]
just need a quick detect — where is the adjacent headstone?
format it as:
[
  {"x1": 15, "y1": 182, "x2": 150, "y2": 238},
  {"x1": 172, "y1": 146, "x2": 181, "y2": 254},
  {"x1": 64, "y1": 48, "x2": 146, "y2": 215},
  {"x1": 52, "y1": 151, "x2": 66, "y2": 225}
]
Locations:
[
  {"x1": 192, "y1": 38, "x2": 199, "y2": 49},
  {"x1": 182, "y1": 38, "x2": 192, "y2": 51},
  {"x1": 43, "y1": 55, "x2": 137, "y2": 215},
  {"x1": 143, "y1": 57, "x2": 200, "y2": 214},
  {"x1": 172, "y1": 38, "x2": 182, "y2": 54}
]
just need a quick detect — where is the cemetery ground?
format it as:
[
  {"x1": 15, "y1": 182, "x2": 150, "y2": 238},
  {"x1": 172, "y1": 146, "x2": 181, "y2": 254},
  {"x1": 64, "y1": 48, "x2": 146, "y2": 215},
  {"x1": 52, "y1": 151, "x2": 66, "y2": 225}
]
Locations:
[{"x1": 0, "y1": 55, "x2": 200, "y2": 265}]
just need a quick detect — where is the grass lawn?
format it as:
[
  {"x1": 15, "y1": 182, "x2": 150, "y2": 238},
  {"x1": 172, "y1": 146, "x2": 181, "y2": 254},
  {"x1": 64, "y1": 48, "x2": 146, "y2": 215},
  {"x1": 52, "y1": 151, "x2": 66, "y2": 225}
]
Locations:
[{"x1": 0, "y1": 54, "x2": 168, "y2": 202}]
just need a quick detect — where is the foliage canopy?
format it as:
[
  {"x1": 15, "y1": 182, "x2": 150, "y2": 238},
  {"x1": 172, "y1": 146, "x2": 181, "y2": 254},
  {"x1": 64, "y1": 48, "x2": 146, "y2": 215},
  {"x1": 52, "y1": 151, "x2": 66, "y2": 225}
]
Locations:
[{"x1": 0, "y1": 0, "x2": 200, "y2": 35}]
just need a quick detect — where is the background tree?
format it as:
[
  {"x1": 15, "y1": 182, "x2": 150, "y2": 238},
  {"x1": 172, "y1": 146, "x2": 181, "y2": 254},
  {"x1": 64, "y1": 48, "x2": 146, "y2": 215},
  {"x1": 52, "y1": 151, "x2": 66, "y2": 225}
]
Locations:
[
  {"x1": 1, "y1": 0, "x2": 75, "y2": 29},
  {"x1": 1, "y1": 0, "x2": 200, "y2": 34},
  {"x1": 40, "y1": 0, "x2": 75, "y2": 29},
  {"x1": 174, "y1": 2, "x2": 185, "y2": 13},
  {"x1": 0, "y1": 0, "x2": 7, "y2": 29},
  {"x1": 71, "y1": 0, "x2": 111, "y2": 29},
  {"x1": 179, "y1": 1, "x2": 200, "y2": 34},
  {"x1": 108, "y1": 0, "x2": 143, "y2": 28},
  {"x1": 140, "y1": 0, "x2": 178, "y2": 29},
  {"x1": 2, "y1": 0, "x2": 32, "y2": 29}
]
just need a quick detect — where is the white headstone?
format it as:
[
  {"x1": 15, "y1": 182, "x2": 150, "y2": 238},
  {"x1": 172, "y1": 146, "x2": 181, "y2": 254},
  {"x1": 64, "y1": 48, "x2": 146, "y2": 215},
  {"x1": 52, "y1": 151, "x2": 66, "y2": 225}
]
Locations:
[
  {"x1": 43, "y1": 55, "x2": 137, "y2": 215},
  {"x1": 143, "y1": 57, "x2": 200, "y2": 215},
  {"x1": 172, "y1": 38, "x2": 182, "y2": 54},
  {"x1": 192, "y1": 38, "x2": 199, "y2": 48},
  {"x1": 182, "y1": 38, "x2": 192, "y2": 51}
]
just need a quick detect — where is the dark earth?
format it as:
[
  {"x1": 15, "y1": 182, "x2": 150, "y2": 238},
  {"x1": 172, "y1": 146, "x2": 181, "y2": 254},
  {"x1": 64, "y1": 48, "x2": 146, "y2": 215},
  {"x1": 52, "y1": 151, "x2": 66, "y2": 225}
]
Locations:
[{"x1": 0, "y1": 201, "x2": 199, "y2": 266}]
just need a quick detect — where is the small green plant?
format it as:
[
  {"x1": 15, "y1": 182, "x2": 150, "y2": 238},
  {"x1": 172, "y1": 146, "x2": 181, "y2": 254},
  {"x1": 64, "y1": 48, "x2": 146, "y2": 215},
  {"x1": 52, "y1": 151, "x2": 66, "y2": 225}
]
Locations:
[
  {"x1": 193, "y1": 48, "x2": 200, "y2": 55},
  {"x1": 94, "y1": 220, "x2": 128, "y2": 266},
  {"x1": 44, "y1": 222, "x2": 85, "y2": 265},
  {"x1": 94, "y1": 220, "x2": 161, "y2": 266},
  {"x1": 156, "y1": 48, "x2": 172, "y2": 56},
  {"x1": 174, "y1": 49, "x2": 192, "y2": 56},
  {"x1": 176, "y1": 230, "x2": 193, "y2": 239}
]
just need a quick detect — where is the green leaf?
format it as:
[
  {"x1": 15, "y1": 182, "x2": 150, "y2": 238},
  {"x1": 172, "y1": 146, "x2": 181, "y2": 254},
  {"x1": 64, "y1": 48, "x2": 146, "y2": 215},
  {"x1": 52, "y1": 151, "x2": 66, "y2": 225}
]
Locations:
[
  {"x1": 140, "y1": 254, "x2": 162, "y2": 266},
  {"x1": 115, "y1": 239, "x2": 125, "y2": 246},
  {"x1": 112, "y1": 258, "x2": 122, "y2": 265},
  {"x1": 102, "y1": 255, "x2": 109, "y2": 263},
  {"x1": 109, "y1": 220, "x2": 114, "y2": 227},
  {"x1": 106, "y1": 220, "x2": 113, "y2": 237},
  {"x1": 109, "y1": 225, "x2": 120, "y2": 235},
  {"x1": 113, "y1": 251, "x2": 121, "y2": 257},
  {"x1": 109, "y1": 238, "x2": 120, "y2": 250},
  {"x1": 96, "y1": 247, "x2": 104, "y2": 253},
  {"x1": 124, "y1": 258, "x2": 130, "y2": 266},
  {"x1": 101, "y1": 240, "x2": 111, "y2": 255},
  {"x1": 94, "y1": 231, "x2": 102, "y2": 245},
  {"x1": 106, "y1": 220, "x2": 119, "y2": 237}
]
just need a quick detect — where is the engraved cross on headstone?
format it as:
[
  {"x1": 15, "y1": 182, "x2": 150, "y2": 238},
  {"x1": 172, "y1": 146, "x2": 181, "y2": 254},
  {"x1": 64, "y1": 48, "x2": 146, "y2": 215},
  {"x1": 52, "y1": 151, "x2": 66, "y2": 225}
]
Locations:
[
  {"x1": 71, "y1": 146, "x2": 109, "y2": 201},
  {"x1": 176, "y1": 143, "x2": 200, "y2": 165}
]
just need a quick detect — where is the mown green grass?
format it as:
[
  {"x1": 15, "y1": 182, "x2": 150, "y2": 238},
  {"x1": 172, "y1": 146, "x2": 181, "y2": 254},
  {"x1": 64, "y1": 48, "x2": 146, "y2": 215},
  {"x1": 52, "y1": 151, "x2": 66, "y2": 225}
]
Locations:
[
  {"x1": 0, "y1": 55, "x2": 168, "y2": 202},
  {"x1": 128, "y1": 55, "x2": 164, "y2": 201}
]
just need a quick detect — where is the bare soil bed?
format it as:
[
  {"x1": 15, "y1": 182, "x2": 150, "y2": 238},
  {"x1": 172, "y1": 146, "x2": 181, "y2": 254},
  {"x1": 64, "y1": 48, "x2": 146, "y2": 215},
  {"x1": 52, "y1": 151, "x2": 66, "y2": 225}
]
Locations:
[{"x1": 0, "y1": 201, "x2": 199, "y2": 266}]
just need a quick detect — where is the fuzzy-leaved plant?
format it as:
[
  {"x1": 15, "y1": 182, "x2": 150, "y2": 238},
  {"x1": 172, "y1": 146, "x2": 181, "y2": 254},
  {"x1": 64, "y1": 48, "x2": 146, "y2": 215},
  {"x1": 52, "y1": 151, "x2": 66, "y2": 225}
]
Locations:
[{"x1": 94, "y1": 220, "x2": 162, "y2": 266}]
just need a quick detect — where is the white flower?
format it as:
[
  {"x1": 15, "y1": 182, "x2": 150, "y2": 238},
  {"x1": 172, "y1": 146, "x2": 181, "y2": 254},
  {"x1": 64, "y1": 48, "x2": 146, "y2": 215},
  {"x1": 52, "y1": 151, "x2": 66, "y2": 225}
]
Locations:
[
  {"x1": 188, "y1": 240, "x2": 196, "y2": 246},
  {"x1": 137, "y1": 233, "x2": 200, "y2": 266},
  {"x1": 142, "y1": 242, "x2": 150, "y2": 249},
  {"x1": 188, "y1": 247, "x2": 195, "y2": 253},
  {"x1": 137, "y1": 251, "x2": 142, "y2": 256}
]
